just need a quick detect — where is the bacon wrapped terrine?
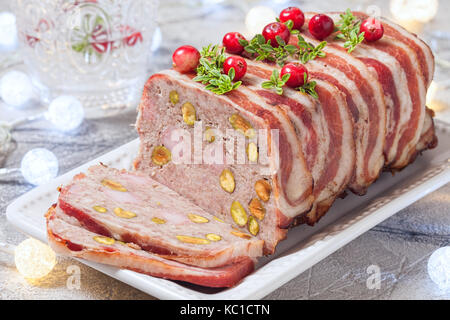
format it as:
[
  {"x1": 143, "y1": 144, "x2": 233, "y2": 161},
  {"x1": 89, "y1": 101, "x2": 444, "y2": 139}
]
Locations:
[
  {"x1": 134, "y1": 11, "x2": 437, "y2": 254},
  {"x1": 47, "y1": 9, "x2": 437, "y2": 287}
]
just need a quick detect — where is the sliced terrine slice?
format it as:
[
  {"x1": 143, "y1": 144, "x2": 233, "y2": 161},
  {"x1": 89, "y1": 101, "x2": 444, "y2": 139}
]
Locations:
[
  {"x1": 57, "y1": 164, "x2": 263, "y2": 268},
  {"x1": 46, "y1": 205, "x2": 255, "y2": 288}
]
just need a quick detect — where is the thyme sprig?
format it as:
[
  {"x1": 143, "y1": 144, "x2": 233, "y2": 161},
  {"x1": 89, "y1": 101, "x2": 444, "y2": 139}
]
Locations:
[
  {"x1": 261, "y1": 69, "x2": 291, "y2": 95},
  {"x1": 296, "y1": 35, "x2": 327, "y2": 64},
  {"x1": 277, "y1": 18, "x2": 300, "y2": 35},
  {"x1": 297, "y1": 73, "x2": 318, "y2": 99},
  {"x1": 335, "y1": 9, "x2": 365, "y2": 53},
  {"x1": 193, "y1": 44, "x2": 241, "y2": 95},
  {"x1": 238, "y1": 34, "x2": 297, "y2": 66},
  {"x1": 239, "y1": 34, "x2": 326, "y2": 66},
  {"x1": 261, "y1": 69, "x2": 318, "y2": 99}
]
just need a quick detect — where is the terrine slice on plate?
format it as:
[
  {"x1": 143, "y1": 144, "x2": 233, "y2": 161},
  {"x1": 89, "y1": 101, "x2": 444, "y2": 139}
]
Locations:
[
  {"x1": 56, "y1": 164, "x2": 263, "y2": 268},
  {"x1": 46, "y1": 206, "x2": 255, "y2": 288}
]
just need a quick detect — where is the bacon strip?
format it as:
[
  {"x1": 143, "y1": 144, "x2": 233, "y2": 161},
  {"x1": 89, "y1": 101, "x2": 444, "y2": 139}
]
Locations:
[
  {"x1": 354, "y1": 12, "x2": 434, "y2": 88},
  {"x1": 321, "y1": 12, "x2": 427, "y2": 171},
  {"x1": 294, "y1": 16, "x2": 387, "y2": 194},
  {"x1": 239, "y1": 61, "x2": 354, "y2": 224}
]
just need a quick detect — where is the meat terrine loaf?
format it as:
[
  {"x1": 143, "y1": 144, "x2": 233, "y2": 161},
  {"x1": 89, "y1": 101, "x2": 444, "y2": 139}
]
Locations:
[
  {"x1": 134, "y1": 69, "x2": 315, "y2": 253},
  {"x1": 56, "y1": 165, "x2": 263, "y2": 268},
  {"x1": 46, "y1": 205, "x2": 255, "y2": 288},
  {"x1": 134, "y1": 11, "x2": 437, "y2": 253}
]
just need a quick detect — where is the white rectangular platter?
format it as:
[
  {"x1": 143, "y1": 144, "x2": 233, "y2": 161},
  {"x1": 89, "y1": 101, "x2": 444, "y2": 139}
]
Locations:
[{"x1": 6, "y1": 120, "x2": 450, "y2": 300}]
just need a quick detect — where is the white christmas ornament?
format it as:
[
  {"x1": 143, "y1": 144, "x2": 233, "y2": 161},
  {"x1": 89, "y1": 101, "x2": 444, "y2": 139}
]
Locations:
[
  {"x1": 0, "y1": 70, "x2": 34, "y2": 107},
  {"x1": 20, "y1": 148, "x2": 59, "y2": 186},
  {"x1": 427, "y1": 246, "x2": 450, "y2": 290},
  {"x1": 0, "y1": 12, "x2": 18, "y2": 50},
  {"x1": 47, "y1": 95, "x2": 85, "y2": 131}
]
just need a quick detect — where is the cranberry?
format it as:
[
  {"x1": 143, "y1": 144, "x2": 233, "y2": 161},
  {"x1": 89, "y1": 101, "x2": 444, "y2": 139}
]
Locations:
[
  {"x1": 360, "y1": 17, "x2": 384, "y2": 42},
  {"x1": 172, "y1": 45, "x2": 200, "y2": 73},
  {"x1": 280, "y1": 62, "x2": 308, "y2": 88},
  {"x1": 223, "y1": 32, "x2": 246, "y2": 54},
  {"x1": 262, "y1": 22, "x2": 290, "y2": 47},
  {"x1": 279, "y1": 7, "x2": 305, "y2": 30},
  {"x1": 308, "y1": 14, "x2": 334, "y2": 40},
  {"x1": 223, "y1": 56, "x2": 247, "y2": 81}
]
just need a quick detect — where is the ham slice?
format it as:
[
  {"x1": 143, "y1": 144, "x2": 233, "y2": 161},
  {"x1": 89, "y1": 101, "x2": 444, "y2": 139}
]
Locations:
[{"x1": 46, "y1": 206, "x2": 255, "y2": 288}]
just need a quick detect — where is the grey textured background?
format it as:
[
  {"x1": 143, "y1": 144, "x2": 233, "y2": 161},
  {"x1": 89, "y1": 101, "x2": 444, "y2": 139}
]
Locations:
[{"x1": 0, "y1": 0, "x2": 449, "y2": 299}]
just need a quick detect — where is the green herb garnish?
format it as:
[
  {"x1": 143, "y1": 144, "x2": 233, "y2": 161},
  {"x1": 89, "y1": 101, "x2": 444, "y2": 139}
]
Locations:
[
  {"x1": 335, "y1": 9, "x2": 365, "y2": 53},
  {"x1": 297, "y1": 73, "x2": 318, "y2": 99},
  {"x1": 240, "y1": 33, "x2": 326, "y2": 67},
  {"x1": 193, "y1": 44, "x2": 241, "y2": 95},
  {"x1": 279, "y1": 18, "x2": 300, "y2": 35},
  {"x1": 261, "y1": 69, "x2": 318, "y2": 99},
  {"x1": 296, "y1": 35, "x2": 327, "y2": 64},
  {"x1": 261, "y1": 69, "x2": 291, "y2": 95}
]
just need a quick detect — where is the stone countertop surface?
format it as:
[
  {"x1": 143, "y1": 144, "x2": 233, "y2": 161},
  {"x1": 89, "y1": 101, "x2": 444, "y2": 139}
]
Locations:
[{"x1": 0, "y1": 0, "x2": 449, "y2": 300}]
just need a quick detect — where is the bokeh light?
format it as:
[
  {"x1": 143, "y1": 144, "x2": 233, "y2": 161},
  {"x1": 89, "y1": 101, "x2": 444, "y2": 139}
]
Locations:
[
  {"x1": 427, "y1": 246, "x2": 450, "y2": 290},
  {"x1": 390, "y1": 0, "x2": 438, "y2": 23},
  {"x1": 14, "y1": 238, "x2": 56, "y2": 280},
  {"x1": 0, "y1": 70, "x2": 34, "y2": 107},
  {"x1": 0, "y1": 12, "x2": 18, "y2": 50},
  {"x1": 245, "y1": 6, "x2": 277, "y2": 37},
  {"x1": 20, "y1": 148, "x2": 59, "y2": 186},
  {"x1": 47, "y1": 95, "x2": 85, "y2": 131}
]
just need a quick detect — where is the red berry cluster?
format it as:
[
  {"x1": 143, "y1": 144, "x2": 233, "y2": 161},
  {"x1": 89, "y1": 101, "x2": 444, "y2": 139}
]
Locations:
[
  {"x1": 221, "y1": 7, "x2": 308, "y2": 84},
  {"x1": 171, "y1": 43, "x2": 247, "y2": 81},
  {"x1": 171, "y1": 7, "x2": 383, "y2": 89}
]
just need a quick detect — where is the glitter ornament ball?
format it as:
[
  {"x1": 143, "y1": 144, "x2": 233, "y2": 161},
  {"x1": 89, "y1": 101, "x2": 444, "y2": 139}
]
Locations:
[
  {"x1": 0, "y1": 70, "x2": 34, "y2": 107},
  {"x1": 20, "y1": 148, "x2": 59, "y2": 185},
  {"x1": 47, "y1": 95, "x2": 85, "y2": 131},
  {"x1": 14, "y1": 238, "x2": 56, "y2": 280},
  {"x1": 427, "y1": 246, "x2": 450, "y2": 290}
]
